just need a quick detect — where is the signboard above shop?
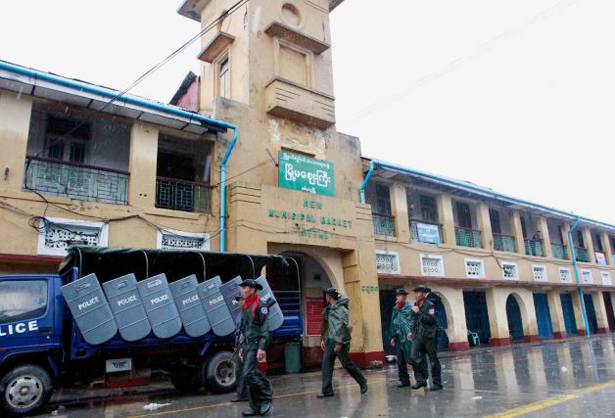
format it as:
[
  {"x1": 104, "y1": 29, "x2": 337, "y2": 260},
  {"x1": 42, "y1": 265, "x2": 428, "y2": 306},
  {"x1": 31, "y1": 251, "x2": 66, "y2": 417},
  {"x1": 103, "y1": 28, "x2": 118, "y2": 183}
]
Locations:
[{"x1": 278, "y1": 150, "x2": 335, "y2": 197}]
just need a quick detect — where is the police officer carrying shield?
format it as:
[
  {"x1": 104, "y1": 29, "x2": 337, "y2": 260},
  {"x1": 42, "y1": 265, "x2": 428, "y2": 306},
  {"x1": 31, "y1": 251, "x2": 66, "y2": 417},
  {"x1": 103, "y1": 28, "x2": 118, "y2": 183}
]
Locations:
[
  {"x1": 317, "y1": 287, "x2": 368, "y2": 399},
  {"x1": 410, "y1": 285, "x2": 443, "y2": 391},
  {"x1": 389, "y1": 288, "x2": 427, "y2": 388},
  {"x1": 238, "y1": 279, "x2": 272, "y2": 416}
]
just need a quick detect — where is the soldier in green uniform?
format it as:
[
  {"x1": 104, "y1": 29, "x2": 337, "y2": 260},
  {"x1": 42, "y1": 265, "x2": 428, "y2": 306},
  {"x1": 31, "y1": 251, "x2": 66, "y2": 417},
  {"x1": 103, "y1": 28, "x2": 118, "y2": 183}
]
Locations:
[
  {"x1": 238, "y1": 279, "x2": 272, "y2": 416},
  {"x1": 317, "y1": 287, "x2": 368, "y2": 399},
  {"x1": 410, "y1": 285, "x2": 443, "y2": 391},
  {"x1": 389, "y1": 288, "x2": 427, "y2": 388}
]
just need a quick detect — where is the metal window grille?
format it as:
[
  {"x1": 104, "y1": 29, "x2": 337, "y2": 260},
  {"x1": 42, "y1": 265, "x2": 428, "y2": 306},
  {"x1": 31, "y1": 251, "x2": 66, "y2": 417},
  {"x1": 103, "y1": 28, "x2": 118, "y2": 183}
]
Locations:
[
  {"x1": 493, "y1": 234, "x2": 516, "y2": 252},
  {"x1": 502, "y1": 263, "x2": 519, "y2": 280},
  {"x1": 155, "y1": 177, "x2": 211, "y2": 213}
]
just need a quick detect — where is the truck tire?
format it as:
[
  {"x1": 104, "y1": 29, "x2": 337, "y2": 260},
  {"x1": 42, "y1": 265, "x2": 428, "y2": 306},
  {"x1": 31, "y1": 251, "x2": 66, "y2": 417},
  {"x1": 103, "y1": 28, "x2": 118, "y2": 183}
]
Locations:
[
  {"x1": 169, "y1": 372, "x2": 202, "y2": 394},
  {"x1": 203, "y1": 351, "x2": 237, "y2": 394},
  {"x1": 0, "y1": 364, "x2": 53, "y2": 417}
]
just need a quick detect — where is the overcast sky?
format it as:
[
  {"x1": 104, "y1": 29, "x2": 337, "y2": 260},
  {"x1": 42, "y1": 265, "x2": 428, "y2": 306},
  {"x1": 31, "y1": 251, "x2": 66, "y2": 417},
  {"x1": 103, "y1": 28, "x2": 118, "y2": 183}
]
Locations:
[{"x1": 1, "y1": 0, "x2": 614, "y2": 224}]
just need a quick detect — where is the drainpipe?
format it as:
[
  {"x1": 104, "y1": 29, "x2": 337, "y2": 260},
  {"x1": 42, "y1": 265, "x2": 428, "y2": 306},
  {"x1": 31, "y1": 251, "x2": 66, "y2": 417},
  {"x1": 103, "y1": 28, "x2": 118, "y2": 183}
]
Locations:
[
  {"x1": 219, "y1": 127, "x2": 238, "y2": 253},
  {"x1": 567, "y1": 216, "x2": 591, "y2": 336},
  {"x1": 359, "y1": 160, "x2": 376, "y2": 204}
]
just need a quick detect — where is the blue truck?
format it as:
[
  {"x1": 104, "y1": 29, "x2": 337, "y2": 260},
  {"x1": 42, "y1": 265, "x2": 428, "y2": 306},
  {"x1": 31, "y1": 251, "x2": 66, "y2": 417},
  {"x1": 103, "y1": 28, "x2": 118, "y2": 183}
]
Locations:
[{"x1": 0, "y1": 247, "x2": 302, "y2": 416}]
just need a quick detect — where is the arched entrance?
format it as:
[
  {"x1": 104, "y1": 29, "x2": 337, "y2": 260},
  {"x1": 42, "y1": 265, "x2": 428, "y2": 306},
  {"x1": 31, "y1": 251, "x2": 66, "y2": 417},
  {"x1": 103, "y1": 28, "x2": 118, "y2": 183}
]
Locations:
[
  {"x1": 506, "y1": 295, "x2": 524, "y2": 342},
  {"x1": 433, "y1": 293, "x2": 450, "y2": 350}
]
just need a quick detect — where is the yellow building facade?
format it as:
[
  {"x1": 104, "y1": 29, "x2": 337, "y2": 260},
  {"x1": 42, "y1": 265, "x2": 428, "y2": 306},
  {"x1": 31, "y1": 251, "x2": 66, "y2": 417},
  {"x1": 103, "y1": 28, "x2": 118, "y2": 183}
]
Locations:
[{"x1": 0, "y1": 0, "x2": 614, "y2": 370}]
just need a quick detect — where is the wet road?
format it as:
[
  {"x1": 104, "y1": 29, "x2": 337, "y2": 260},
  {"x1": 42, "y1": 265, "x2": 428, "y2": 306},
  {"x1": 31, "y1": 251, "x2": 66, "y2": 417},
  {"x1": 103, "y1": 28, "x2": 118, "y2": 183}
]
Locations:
[{"x1": 36, "y1": 334, "x2": 615, "y2": 418}]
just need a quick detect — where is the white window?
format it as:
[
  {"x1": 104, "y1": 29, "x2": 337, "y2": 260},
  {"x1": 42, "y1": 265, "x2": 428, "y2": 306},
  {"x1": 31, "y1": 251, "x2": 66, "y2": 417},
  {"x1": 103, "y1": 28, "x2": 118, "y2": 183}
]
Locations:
[
  {"x1": 502, "y1": 262, "x2": 519, "y2": 280},
  {"x1": 218, "y1": 57, "x2": 230, "y2": 99},
  {"x1": 559, "y1": 268, "x2": 572, "y2": 284},
  {"x1": 37, "y1": 217, "x2": 109, "y2": 256},
  {"x1": 156, "y1": 229, "x2": 210, "y2": 251},
  {"x1": 581, "y1": 269, "x2": 593, "y2": 284},
  {"x1": 532, "y1": 265, "x2": 548, "y2": 282},
  {"x1": 376, "y1": 251, "x2": 400, "y2": 275},
  {"x1": 601, "y1": 271, "x2": 612, "y2": 286},
  {"x1": 420, "y1": 254, "x2": 444, "y2": 277},
  {"x1": 465, "y1": 258, "x2": 485, "y2": 279}
]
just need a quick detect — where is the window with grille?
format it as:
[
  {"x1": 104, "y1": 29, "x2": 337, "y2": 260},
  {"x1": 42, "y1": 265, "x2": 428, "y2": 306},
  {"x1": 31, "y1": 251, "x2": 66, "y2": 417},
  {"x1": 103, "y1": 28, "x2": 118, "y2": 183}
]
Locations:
[
  {"x1": 601, "y1": 271, "x2": 612, "y2": 286},
  {"x1": 532, "y1": 265, "x2": 548, "y2": 282},
  {"x1": 465, "y1": 259, "x2": 485, "y2": 279},
  {"x1": 559, "y1": 268, "x2": 572, "y2": 283},
  {"x1": 376, "y1": 251, "x2": 400, "y2": 275},
  {"x1": 36, "y1": 217, "x2": 108, "y2": 256},
  {"x1": 156, "y1": 229, "x2": 210, "y2": 251},
  {"x1": 420, "y1": 254, "x2": 444, "y2": 277},
  {"x1": 581, "y1": 269, "x2": 593, "y2": 284},
  {"x1": 502, "y1": 262, "x2": 519, "y2": 280}
]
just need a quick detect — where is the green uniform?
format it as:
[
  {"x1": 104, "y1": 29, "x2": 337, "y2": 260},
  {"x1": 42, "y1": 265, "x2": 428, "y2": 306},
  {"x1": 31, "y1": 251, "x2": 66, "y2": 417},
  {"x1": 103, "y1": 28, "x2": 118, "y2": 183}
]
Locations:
[
  {"x1": 321, "y1": 296, "x2": 366, "y2": 395},
  {"x1": 241, "y1": 299, "x2": 272, "y2": 412},
  {"x1": 390, "y1": 301, "x2": 427, "y2": 385},
  {"x1": 410, "y1": 293, "x2": 442, "y2": 388}
]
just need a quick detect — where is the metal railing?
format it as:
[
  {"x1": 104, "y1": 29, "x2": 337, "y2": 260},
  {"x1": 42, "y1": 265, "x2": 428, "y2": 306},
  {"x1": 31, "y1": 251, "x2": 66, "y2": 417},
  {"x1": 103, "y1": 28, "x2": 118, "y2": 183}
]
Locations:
[
  {"x1": 372, "y1": 213, "x2": 395, "y2": 237},
  {"x1": 156, "y1": 177, "x2": 211, "y2": 213},
  {"x1": 551, "y1": 244, "x2": 568, "y2": 260},
  {"x1": 524, "y1": 239, "x2": 544, "y2": 257},
  {"x1": 455, "y1": 227, "x2": 482, "y2": 248},
  {"x1": 410, "y1": 219, "x2": 443, "y2": 244},
  {"x1": 493, "y1": 233, "x2": 516, "y2": 252},
  {"x1": 575, "y1": 247, "x2": 589, "y2": 262},
  {"x1": 24, "y1": 156, "x2": 129, "y2": 205}
]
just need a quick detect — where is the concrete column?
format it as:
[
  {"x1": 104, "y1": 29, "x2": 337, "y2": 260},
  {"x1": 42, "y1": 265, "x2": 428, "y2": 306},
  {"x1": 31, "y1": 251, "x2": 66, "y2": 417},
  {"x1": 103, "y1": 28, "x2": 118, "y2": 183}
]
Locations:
[
  {"x1": 548, "y1": 290, "x2": 567, "y2": 339},
  {"x1": 511, "y1": 211, "x2": 526, "y2": 256},
  {"x1": 517, "y1": 290, "x2": 539, "y2": 341},
  {"x1": 432, "y1": 286, "x2": 469, "y2": 351},
  {"x1": 601, "y1": 232, "x2": 613, "y2": 265},
  {"x1": 486, "y1": 288, "x2": 510, "y2": 345},
  {"x1": 0, "y1": 92, "x2": 33, "y2": 192},
  {"x1": 129, "y1": 123, "x2": 159, "y2": 208},
  {"x1": 562, "y1": 223, "x2": 572, "y2": 260},
  {"x1": 592, "y1": 292, "x2": 610, "y2": 334},
  {"x1": 538, "y1": 217, "x2": 553, "y2": 259},
  {"x1": 582, "y1": 227, "x2": 596, "y2": 264},
  {"x1": 476, "y1": 203, "x2": 493, "y2": 250},
  {"x1": 571, "y1": 291, "x2": 587, "y2": 336},
  {"x1": 437, "y1": 194, "x2": 455, "y2": 246},
  {"x1": 390, "y1": 183, "x2": 410, "y2": 241}
]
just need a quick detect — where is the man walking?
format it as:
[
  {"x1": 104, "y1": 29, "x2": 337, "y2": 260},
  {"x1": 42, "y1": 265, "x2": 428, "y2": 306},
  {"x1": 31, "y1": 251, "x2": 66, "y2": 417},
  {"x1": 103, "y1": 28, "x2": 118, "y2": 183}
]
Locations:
[
  {"x1": 238, "y1": 279, "x2": 272, "y2": 416},
  {"x1": 410, "y1": 285, "x2": 443, "y2": 391},
  {"x1": 317, "y1": 287, "x2": 368, "y2": 399},
  {"x1": 232, "y1": 295, "x2": 248, "y2": 403},
  {"x1": 389, "y1": 288, "x2": 426, "y2": 388}
]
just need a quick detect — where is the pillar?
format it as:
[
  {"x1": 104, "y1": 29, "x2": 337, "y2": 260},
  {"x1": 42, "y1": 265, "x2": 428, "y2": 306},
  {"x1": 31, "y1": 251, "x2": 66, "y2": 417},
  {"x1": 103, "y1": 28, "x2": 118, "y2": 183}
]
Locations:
[
  {"x1": 562, "y1": 223, "x2": 572, "y2": 260},
  {"x1": 582, "y1": 227, "x2": 596, "y2": 264},
  {"x1": 476, "y1": 203, "x2": 494, "y2": 251},
  {"x1": 592, "y1": 292, "x2": 610, "y2": 334},
  {"x1": 511, "y1": 211, "x2": 526, "y2": 256},
  {"x1": 437, "y1": 194, "x2": 455, "y2": 246},
  {"x1": 390, "y1": 183, "x2": 410, "y2": 241},
  {"x1": 0, "y1": 92, "x2": 33, "y2": 192},
  {"x1": 129, "y1": 123, "x2": 159, "y2": 208},
  {"x1": 538, "y1": 217, "x2": 553, "y2": 259},
  {"x1": 548, "y1": 290, "x2": 567, "y2": 339},
  {"x1": 601, "y1": 232, "x2": 613, "y2": 265},
  {"x1": 517, "y1": 290, "x2": 539, "y2": 342},
  {"x1": 432, "y1": 286, "x2": 469, "y2": 351},
  {"x1": 486, "y1": 288, "x2": 510, "y2": 345},
  {"x1": 571, "y1": 291, "x2": 587, "y2": 336}
]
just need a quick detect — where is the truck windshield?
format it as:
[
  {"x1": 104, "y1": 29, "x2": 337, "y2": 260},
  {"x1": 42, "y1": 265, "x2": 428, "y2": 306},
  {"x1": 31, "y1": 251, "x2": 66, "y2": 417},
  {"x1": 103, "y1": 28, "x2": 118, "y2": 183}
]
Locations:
[{"x1": 0, "y1": 280, "x2": 47, "y2": 324}]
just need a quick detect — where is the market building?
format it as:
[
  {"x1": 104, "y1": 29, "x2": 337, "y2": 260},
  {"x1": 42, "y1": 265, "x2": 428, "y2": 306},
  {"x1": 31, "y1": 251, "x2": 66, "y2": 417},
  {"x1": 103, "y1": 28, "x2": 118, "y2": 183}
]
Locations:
[{"x1": 0, "y1": 0, "x2": 614, "y2": 372}]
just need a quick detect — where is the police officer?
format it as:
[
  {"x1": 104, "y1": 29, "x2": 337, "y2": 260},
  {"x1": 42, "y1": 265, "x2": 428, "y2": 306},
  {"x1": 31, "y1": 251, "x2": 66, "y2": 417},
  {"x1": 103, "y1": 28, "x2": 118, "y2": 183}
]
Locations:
[
  {"x1": 238, "y1": 279, "x2": 272, "y2": 416},
  {"x1": 317, "y1": 287, "x2": 368, "y2": 399},
  {"x1": 389, "y1": 288, "x2": 427, "y2": 388},
  {"x1": 410, "y1": 285, "x2": 443, "y2": 391},
  {"x1": 232, "y1": 295, "x2": 249, "y2": 403}
]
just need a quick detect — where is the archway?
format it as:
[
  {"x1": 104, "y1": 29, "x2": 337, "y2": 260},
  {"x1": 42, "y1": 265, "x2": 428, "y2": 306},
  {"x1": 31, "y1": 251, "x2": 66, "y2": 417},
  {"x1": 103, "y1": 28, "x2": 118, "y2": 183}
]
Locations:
[
  {"x1": 506, "y1": 294, "x2": 525, "y2": 342},
  {"x1": 433, "y1": 292, "x2": 450, "y2": 350}
]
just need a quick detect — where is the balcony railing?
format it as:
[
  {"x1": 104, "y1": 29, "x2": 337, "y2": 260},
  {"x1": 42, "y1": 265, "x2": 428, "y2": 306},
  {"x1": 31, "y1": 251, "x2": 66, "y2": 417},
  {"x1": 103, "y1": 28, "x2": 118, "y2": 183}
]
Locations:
[
  {"x1": 493, "y1": 233, "x2": 516, "y2": 252},
  {"x1": 524, "y1": 239, "x2": 544, "y2": 257},
  {"x1": 410, "y1": 219, "x2": 443, "y2": 244},
  {"x1": 575, "y1": 247, "x2": 589, "y2": 263},
  {"x1": 455, "y1": 227, "x2": 482, "y2": 248},
  {"x1": 156, "y1": 177, "x2": 211, "y2": 213},
  {"x1": 24, "y1": 156, "x2": 129, "y2": 205},
  {"x1": 551, "y1": 244, "x2": 568, "y2": 260},
  {"x1": 372, "y1": 213, "x2": 395, "y2": 237}
]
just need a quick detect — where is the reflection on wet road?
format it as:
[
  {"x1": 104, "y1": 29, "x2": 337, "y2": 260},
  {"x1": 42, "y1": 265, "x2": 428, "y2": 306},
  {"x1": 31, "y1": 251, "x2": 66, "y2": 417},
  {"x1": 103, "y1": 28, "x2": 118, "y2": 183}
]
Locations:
[{"x1": 35, "y1": 334, "x2": 615, "y2": 418}]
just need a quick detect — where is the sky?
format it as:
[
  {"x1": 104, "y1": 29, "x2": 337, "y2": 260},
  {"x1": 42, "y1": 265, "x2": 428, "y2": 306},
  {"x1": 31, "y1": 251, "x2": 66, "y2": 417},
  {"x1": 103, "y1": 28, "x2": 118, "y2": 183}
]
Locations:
[{"x1": 1, "y1": 0, "x2": 614, "y2": 224}]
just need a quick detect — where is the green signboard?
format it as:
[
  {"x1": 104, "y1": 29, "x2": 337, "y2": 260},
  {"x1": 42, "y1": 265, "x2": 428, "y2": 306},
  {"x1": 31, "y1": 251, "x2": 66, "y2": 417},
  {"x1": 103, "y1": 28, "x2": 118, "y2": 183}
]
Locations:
[{"x1": 278, "y1": 151, "x2": 335, "y2": 197}]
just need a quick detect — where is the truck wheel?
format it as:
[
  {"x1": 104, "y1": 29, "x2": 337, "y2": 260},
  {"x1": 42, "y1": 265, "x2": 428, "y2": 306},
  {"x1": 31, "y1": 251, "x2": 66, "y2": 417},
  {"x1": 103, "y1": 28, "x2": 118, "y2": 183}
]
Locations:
[
  {"x1": 169, "y1": 372, "x2": 202, "y2": 394},
  {"x1": 203, "y1": 351, "x2": 237, "y2": 394},
  {"x1": 0, "y1": 364, "x2": 53, "y2": 417}
]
